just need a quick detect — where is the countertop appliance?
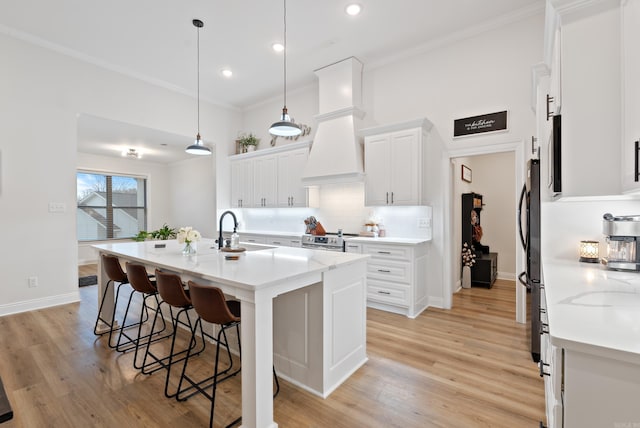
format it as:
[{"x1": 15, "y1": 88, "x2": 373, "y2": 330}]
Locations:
[
  {"x1": 518, "y1": 159, "x2": 542, "y2": 362},
  {"x1": 602, "y1": 213, "x2": 640, "y2": 271}
]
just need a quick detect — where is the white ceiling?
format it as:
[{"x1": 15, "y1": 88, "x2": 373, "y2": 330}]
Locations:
[{"x1": 2, "y1": 0, "x2": 544, "y2": 163}]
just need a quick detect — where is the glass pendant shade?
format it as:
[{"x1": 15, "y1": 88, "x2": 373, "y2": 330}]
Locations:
[
  {"x1": 269, "y1": 108, "x2": 302, "y2": 136},
  {"x1": 185, "y1": 133, "x2": 212, "y2": 155}
]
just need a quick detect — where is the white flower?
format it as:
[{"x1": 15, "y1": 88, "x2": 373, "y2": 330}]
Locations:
[{"x1": 177, "y1": 226, "x2": 201, "y2": 244}]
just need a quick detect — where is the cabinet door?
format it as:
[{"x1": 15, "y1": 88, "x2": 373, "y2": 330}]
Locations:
[
  {"x1": 623, "y1": 0, "x2": 640, "y2": 192},
  {"x1": 231, "y1": 159, "x2": 253, "y2": 208},
  {"x1": 364, "y1": 135, "x2": 391, "y2": 206},
  {"x1": 254, "y1": 155, "x2": 277, "y2": 207},
  {"x1": 389, "y1": 128, "x2": 420, "y2": 205},
  {"x1": 277, "y1": 148, "x2": 309, "y2": 207}
]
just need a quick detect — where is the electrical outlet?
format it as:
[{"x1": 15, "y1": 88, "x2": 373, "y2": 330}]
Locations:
[
  {"x1": 417, "y1": 218, "x2": 430, "y2": 229},
  {"x1": 28, "y1": 276, "x2": 38, "y2": 288}
]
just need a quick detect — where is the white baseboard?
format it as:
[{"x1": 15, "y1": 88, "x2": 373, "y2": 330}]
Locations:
[
  {"x1": 497, "y1": 271, "x2": 516, "y2": 281},
  {"x1": 0, "y1": 291, "x2": 81, "y2": 317}
]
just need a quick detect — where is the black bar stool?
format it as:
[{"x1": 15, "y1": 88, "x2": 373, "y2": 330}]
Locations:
[{"x1": 182, "y1": 280, "x2": 280, "y2": 428}]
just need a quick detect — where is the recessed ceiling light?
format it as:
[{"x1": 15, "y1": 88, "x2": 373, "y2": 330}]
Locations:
[
  {"x1": 221, "y1": 68, "x2": 233, "y2": 78},
  {"x1": 345, "y1": 3, "x2": 362, "y2": 16},
  {"x1": 272, "y1": 42, "x2": 284, "y2": 52}
]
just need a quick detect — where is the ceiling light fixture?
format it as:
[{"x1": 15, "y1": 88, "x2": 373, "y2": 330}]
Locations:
[
  {"x1": 122, "y1": 148, "x2": 142, "y2": 159},
  {"x1": 221, "y1": 68, "x2": 233, "y2": 78},
  {"x1": 272, "y1": 42, "x2": 284, "y2": 52},
  {"x1": 345, "y1": 3, "x2": 362, "y2": 16},
  {"x1": 269, "y1": 0, "x2": 302, "y2": 137},
  {"x1": 185, "y1": 18, "x2": 212, "y2": 156}
]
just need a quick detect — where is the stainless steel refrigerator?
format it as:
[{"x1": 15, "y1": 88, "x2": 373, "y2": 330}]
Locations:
[{"x1": 518, "y1": 159, "x2": 542, "y2": 362}]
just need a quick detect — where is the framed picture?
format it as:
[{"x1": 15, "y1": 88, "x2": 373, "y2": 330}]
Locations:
[{"x1": 461, "y1": 165, "x2": 472, "y2": 183}]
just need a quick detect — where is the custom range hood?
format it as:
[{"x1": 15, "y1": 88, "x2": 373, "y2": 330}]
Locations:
[{"x1": 302, "y1": 57, "x2": 366, "y2": 186}]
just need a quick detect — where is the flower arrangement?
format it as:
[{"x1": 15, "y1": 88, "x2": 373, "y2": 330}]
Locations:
[
  {"x1": 177, "y1": 226, "x2": 201, "y2": 244},
  {"x1": 177, "y1": 226, "x2": 201, "y2": 255},
  {"x1": 237, "y1": 133, "x2": 260, "y2": 152},
  {"x1": 461, "y1": 242, "x2": 476, "y2": 267}
]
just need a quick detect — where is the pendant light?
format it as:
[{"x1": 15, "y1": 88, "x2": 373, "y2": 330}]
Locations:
[
  {"x1": 185, "y1": 18, "x2": 212, "y2": 155},
  {"x1": 269, "y1": 0, "x2": 302, "y2": 137}
]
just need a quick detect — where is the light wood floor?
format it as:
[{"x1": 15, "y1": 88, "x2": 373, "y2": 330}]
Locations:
[{"x1": 0, "y1": 270, "x2": 545, "y2": 427}]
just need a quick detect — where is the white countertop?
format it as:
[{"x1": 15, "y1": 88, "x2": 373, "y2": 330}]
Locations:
[
  {"x1": 345, "y1": 236, "x2": 430, "y2": 245},
  {"x1": 543, "y1": 258, "x2": 640, "y2": 362},
  {"x1": 93, "y1": 239, "x2": 369, "y2": 290}
]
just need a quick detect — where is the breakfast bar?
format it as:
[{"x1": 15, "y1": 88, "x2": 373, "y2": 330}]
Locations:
[{"x1": 93, "y1": 239, "x2": 369, "y2": 428}]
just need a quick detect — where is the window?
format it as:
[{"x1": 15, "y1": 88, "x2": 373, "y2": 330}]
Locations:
[{"x1": 77, "y1": 171, "x2": 147, "y2": 241}]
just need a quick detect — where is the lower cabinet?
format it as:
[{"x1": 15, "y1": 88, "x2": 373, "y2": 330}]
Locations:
[
  {"x1": 540, "y1": 285, "x2": 640, "y2": 427},
  {"x1": 349, "y1": 241, "x2": 428, "y2": 318},
  {"x1": 471, "y1": 252, "x2": 497, "y2": 288}
]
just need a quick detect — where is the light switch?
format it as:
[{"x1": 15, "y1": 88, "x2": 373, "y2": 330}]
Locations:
[{"x1": 48, "y1": 202, "x2": 66, "y2": 213}]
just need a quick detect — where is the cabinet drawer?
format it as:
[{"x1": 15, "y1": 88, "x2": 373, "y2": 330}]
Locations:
[
  {"x1": 366, "y1": 260, "x2": 411, "y2": 284},
  {"x1": 367, "y1": 279, "x2": 410, "y2": 307},
  {"x1": 345, "y1": 243, "x2": 362, "y2": 253},
  {"x1": 362, "y1": 244, "x2": 411, "y2": 260}
]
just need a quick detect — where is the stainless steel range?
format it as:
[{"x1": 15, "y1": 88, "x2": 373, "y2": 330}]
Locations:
[{"x1": 301, "y1": 234, "x2": 345, "y2": 252}]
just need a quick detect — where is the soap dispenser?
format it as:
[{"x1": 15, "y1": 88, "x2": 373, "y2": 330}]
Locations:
[{"x1": 230, "y1": 230, "x2": 240, "y2": 249}]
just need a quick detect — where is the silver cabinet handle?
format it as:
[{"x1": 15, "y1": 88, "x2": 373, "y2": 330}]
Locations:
[
  {"x1": 391, "y1": 192, "x2": 394, "y2": 204},
  {"x1": 377, "y1": 251, "x2": 391, "y2": 254},
  {"x1": 378, "y1": 269, "x2": 391, "y2": 273},
  {"x1": 272, "y1": 241, "x2": 281, "y2": 245},
  {"x1": 377, "y1": 290, "x2": 391, "y2": 295},
  {"x1": 386, "y1": 192, "x2": 389, "y2": 204}
]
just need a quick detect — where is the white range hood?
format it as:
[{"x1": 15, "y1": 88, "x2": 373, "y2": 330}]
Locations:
[{"x1": 302, "y1": 57, "x2": 366, "y2": 186}]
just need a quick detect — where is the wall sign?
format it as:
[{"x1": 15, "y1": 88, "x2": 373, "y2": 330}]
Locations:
[{"x1": 453, "y1": 110, "x2": 508, "y2": 138}]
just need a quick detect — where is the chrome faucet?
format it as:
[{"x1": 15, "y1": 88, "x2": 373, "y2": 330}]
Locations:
[{"x1": 217, "y1": 210, "x2": 238, "y2": 249}]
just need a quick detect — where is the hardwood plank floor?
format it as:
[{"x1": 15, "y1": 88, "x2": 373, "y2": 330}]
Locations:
[{"x1": 0, "y1": 276, "x2": 545, "y2": 427}]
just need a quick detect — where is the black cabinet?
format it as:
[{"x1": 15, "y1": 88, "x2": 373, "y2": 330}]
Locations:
[
  {"x1": 461, "y1": 192, "x2": 497, "y2": 288},
  {"x1": 471, "y1": 252, "x2": 498, "y2": 288}
]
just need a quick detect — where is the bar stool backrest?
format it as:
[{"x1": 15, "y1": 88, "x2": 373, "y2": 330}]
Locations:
[
  {"x1": 102, "y1": 254, "x2": 127, "y2": 283},
  {"x1": 188, "y1": 281, "x2": 240, "y2": 326},
  {"x1": 155, "y1": 270, "x2": 191, "y2": 308},
  {"x1": 125, "y1": 263, "x2": 156, "y2": 294}
]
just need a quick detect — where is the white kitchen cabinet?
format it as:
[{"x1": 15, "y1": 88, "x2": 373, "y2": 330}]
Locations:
[
  {"x1": 229, "y1": 141, "x2": 315, "y2": 208},
  {"x1": 230, "y1": 159, "x2": 253, "y2": 208},
  {"x1": 277, "y1": 147, "x2": 310, "y2": 207},
  {"x1": 622, "y1": 0, "x2": 640, "y2": 192},
  {"x1": 253, "y1": 155, "x2": 277, "y2": 208},
  {"x1": 360, "y1": 241, "x2": 428, "y2": 318},
  {"x1": 360, "y1": 119, "x2": 432, "y2": 206},
  {"x1": 544, "y1": 1, "x2": 622, "y2": 197}
]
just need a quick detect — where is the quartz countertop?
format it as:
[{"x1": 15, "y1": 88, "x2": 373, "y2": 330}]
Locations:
[
  {"x1": 345, "y1": 236, "x2": 430, "y2": 245},
  {"x1": 543, "y1": 258, "x2": 640, "y2": 362},
  {"x1": 93, "y1": 239, "x2": 369, "y2": 290}
]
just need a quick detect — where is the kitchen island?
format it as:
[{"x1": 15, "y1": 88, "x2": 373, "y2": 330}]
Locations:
[
  {"x1": 541, "y1": 259, "x2": 640, "y2": 427},
  {"x1": 93, "y1": 239, "x2": 369, "y2": 428}
]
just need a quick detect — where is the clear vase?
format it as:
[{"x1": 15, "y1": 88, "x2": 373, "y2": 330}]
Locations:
[
  {"x1": 182, "y1": 242, "x2": 196, "y2": 255},
  {"x1": 462, "y1": 265, "x2": 471, "y2": 289}
]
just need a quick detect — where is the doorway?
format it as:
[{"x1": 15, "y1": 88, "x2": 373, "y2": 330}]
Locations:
[{"x1": 443, "y1": 140, "x2": 526, "y2": 323}]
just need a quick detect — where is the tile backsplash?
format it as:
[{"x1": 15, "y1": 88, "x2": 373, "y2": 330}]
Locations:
[{"x1": 220, "y1": 182, "x2": 432, "y2": 239}]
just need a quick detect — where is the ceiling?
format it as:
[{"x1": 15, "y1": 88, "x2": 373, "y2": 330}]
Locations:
[{"x1": 2, "y1": 0, "x2": 544, "y2": 163}]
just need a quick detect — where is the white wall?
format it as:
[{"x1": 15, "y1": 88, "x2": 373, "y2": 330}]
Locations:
[
  {"x1": 234, "y1": 12, "x2": 544, "y2": 308},
  {"x1": 0, "y1": 32, "x2": 238, "y2": 315}
]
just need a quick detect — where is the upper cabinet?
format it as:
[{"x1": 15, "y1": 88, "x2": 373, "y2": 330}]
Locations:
[
  {"x1": 360, "y1": 119, "x2": 433, "y2": 206},
  {"x1": 229, "y1": 141, "x2": 317, "y2": 208},
  {"x1": 540, "y1": 0, "x2": 626, "y2": 197},
  {"x1": 622, "y1": 0, "x2": 640, "y2": 192}
]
